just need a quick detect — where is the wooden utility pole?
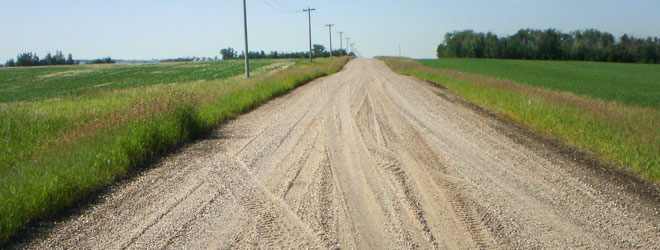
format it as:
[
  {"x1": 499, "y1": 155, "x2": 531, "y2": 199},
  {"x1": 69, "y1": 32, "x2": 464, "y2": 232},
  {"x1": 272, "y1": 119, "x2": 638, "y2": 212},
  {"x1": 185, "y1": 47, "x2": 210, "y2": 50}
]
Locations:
[
  {"x1": 303, "y1": 7, "x2": 316, "y2": 62},
  {"x1": 326, "y1": 24, "x2": 334, "y2": 59},
  {"x1": 242, "y1": 0, "x2": 250, "y2": 78},
  {"x1": 338, "y1": 31, "x2": 344, "y2": 57}
]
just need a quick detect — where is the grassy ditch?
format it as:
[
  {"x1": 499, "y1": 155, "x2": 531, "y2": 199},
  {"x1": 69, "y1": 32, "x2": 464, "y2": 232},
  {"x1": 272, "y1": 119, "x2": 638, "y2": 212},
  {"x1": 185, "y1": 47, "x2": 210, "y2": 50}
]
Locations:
[
  {"x1": 380, "y1": 57, "x2": 660, "y2": 183},
  {"x1": 0, "y1": 57, "x2": 350, "y2": 243}
]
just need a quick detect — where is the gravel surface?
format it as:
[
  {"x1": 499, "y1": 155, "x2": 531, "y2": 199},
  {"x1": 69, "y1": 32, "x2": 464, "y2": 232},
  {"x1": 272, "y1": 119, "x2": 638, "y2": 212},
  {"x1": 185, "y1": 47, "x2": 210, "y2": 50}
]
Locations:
[{"x1": 14, "y1": 59, "x2": 660, "y2": 249}]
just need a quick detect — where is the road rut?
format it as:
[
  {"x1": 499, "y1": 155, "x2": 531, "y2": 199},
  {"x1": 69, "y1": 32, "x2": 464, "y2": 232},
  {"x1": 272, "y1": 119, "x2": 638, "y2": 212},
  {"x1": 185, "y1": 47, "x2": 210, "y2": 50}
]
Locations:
[{"x1": 17, "y1": 59, "x2": 660, "y2": 249}]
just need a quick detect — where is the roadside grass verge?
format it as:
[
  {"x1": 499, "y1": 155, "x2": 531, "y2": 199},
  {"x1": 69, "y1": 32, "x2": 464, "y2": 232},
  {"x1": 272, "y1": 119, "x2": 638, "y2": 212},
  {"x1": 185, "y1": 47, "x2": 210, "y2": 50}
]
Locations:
[
  {"x1": 0, "y1": 57, "x2": 350, "y2": 244},
  {"x1": 380, "y1": 57, "x2": 660, "y2": 183}
]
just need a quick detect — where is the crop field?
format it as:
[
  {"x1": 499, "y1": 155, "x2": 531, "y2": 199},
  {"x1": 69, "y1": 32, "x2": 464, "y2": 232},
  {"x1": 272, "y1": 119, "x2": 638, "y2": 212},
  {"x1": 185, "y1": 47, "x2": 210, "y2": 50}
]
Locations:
[
  {"x1": 0, "y1": 60, "x2": 277, "y2": 103},
  {"x1": 0, "y1": 57, "x2": 350, "y2": 242},
  {"x1": 383, "y1": 57, "x2": 660, "y2": 182},
  {"x1": 418, "y1": 58, "x2": 660, "y2": 108}
]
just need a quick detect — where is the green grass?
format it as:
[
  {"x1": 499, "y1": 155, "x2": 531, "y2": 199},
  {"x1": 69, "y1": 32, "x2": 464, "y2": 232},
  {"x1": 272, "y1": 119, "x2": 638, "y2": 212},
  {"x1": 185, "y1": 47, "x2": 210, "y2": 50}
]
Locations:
[
  {"x1": 0, "y1": 57, "x2": 350, "y2": 244},
  {"x1": 382, "y1": 57, "x2": 660, "y2": 184},
  {"x1": 0, "y1": 60, "x2": 286, "y2": 176},
  {"x1": 419, "y1": 58, "x2": 660, "y2": 108},
  {"x1": 0, "y1": 60, "x2": 276, "y2": 103}
]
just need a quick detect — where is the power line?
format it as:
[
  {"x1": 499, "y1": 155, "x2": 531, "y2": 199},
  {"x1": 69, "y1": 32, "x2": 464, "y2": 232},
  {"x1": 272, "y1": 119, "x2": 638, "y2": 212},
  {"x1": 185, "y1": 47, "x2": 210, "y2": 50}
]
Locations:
[
  {"x1": 260, "y1": 0, "x2": 297, "y2": 13},
  {"x1": 311, "y1": 14, "x2": 324, "y2": 28},
  {"x1": 273, "y1": 0, "x2": 297, "y2": 12},
  {"x1": 303, "y1": 7, "x2": 316, "y2": 63}
]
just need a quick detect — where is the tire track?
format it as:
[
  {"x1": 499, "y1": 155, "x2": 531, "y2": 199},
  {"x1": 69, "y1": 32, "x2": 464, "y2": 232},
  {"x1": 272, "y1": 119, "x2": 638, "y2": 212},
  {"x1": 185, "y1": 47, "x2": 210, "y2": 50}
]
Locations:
[{"x1": 369, "y1": 71, "x2": 497, "y2": 248}]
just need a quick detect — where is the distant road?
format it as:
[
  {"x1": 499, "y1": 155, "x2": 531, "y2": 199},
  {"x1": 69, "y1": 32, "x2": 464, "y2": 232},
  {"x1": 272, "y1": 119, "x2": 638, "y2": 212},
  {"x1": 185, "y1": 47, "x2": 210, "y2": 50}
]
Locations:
[{"x1": 17, "y1": 59, "x2": 660, "y2": 249}]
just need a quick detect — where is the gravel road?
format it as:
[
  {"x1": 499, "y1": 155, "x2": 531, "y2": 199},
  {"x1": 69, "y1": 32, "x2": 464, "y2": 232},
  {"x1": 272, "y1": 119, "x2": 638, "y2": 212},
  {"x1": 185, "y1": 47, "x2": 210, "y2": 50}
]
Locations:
[{"x1": 16, "y1": 59, "x2": 660, "y2": 249}]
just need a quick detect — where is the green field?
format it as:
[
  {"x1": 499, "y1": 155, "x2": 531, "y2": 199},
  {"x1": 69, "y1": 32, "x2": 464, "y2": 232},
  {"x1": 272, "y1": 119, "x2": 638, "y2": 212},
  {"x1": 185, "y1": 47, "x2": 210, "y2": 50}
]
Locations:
[
  {"x1": 419, "y1": 58, "x2": 660, "y2": 108},
  {"x1": 382, "y1": 57, "x2": 660, "y2": 185},
  {"x1": 0, "y1": 57, "x2": 350, "y2": 243},
  {"x1": 0, "y1": 60, "x2": 277, "y2": 103}
]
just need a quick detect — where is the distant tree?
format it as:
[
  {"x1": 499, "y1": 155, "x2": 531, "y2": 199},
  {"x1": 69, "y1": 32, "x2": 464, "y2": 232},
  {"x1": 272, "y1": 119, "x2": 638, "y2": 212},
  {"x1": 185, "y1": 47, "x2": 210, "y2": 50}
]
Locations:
[
  {"x1": 44, "y1": 53, "x2": 54, "y2": 65},
  {"x1": 161, "y1": 57, "x2": 195, "y2": 62},
  {"x1": 538, "y1": 29, "x2": 562, "y2": 60},
  {"x1": 5, "y1": 58, "x2": 16, "y2": 67},
  {"x1": 66, "y1": 53, "x2": 75, "y2": 65},
  {"x1": 312, "y1": 44, "x2": 326, "y2": 56},
  {"x1": 53, "y1": 51, "x2": 65, "y2": 65},
  {"x1": 16, "y1": 52, "x2": 40, "y2": 66},
  {"x1": 484, "y1": 32, "x2": 501, "y2": 58},
  {"x1": 5, "y1": 51, "x2": 77, "y2": 67},
  {"x1": 640, "y1": 37, "x2": 659, "y2": 63},
  {"x1": 38, "y1": 51, "x2": 70, "y2": 65},
  {"x1": 228, "y1": 47, "x2": 353, "y2": 60},
  {"x1": 220, "y1": 48, "x2": 238, "y2": 60},
  {"x1": 441, "y1": 30, "x2": 486, "y2": 58},
  {"x1": 436, "y1": 44, "x2": 446, "y2": 58},
  {"x1": 89, "y1": 57, "x2": 115, "y2": 64}
]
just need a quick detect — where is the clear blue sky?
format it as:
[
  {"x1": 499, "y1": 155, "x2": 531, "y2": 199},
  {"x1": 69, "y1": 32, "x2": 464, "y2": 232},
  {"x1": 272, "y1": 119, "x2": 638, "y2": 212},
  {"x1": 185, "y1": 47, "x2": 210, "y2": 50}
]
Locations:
[{"x1": 1, "y1": 0, "x2": 659, "y2": 61}]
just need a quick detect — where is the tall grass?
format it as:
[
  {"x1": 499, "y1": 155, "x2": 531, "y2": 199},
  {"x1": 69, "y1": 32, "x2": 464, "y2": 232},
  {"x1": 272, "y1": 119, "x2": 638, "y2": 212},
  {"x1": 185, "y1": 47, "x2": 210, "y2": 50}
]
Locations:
[
  {"x1": 0, "y1": 57, "x2": 350, "y2": 244},
  {"x1": 381, "y1": 57, "x2": 660, "y2": 182}
]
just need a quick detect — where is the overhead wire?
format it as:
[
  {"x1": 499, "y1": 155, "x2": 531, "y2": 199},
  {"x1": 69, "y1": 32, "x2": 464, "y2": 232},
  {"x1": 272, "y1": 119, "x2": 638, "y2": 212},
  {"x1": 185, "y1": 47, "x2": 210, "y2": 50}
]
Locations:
[
  {"x1": 263, "y1": 0, "x2": 333, "y2": 30},
  {"x1": 312, "y1": 13, "x2": 327, "y2": 27},
  {"x1": 260, "y1": 0, "x2": 299, "y2": 13},
  {"x1": 260, "y1": 0, "x2": 346, "y2": 51},
  {"x1": 272, "y1": 0, "x2": 299, "y2": 12}
]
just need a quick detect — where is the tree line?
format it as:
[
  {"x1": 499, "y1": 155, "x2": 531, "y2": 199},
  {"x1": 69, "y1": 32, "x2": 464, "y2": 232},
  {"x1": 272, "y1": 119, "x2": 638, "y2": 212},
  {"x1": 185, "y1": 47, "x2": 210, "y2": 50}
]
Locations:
[
  {"x1": 220, "y1": 45, "x2": 353, "y2": 60},
  {"x1": 88, "y1": 57, "x2": 115, "y2": 64},
  {"x1": 436, "y1": 29, "x2": 659, "y2": 64},
  {"x1": 4, "y1": 51, "x2": 77, "y2": 67},
  {"x1": 2, "y1": 52, "x2": 121, "y2": 67}
]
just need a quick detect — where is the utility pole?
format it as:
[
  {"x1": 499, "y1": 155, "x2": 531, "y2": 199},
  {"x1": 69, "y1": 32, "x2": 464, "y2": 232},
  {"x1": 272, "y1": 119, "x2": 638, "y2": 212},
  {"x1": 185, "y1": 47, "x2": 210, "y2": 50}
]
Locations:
[
  {"x1": 346, "y1": 37, "x2": 350, "y2": 55},
  {"x1": 338, "y1": 31, "x2": 344, "y2": 57},
  {"x1": 325, "y1": 24, "x2": 334, "y2": 59},
  {"x1": 303, "y1": 7, "x2": 316, "y2": 63},
  {"x1": 242, "y1": 0, "x2": 250, "y2": 78}
]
